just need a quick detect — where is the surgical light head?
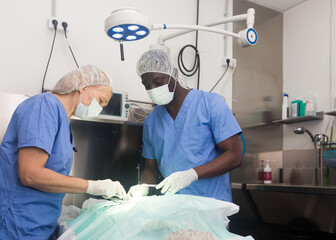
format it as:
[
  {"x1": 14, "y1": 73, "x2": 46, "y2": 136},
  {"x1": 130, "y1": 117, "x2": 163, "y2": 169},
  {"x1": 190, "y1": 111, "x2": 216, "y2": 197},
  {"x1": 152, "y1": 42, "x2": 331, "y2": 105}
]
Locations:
[
  {"x1": 237, "y1": 28, "x2": 257, "y2": 47},
  {"x1": 104, "y1": 8, "x2": 151, "y2": 42}
]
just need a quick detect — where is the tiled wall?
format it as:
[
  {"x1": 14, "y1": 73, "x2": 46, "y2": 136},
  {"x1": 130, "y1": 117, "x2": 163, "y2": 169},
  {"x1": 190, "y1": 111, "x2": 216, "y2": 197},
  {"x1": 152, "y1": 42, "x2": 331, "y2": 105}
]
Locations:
[{"x1": 231, "y1": 149, "x2": 336, "y2": 186}]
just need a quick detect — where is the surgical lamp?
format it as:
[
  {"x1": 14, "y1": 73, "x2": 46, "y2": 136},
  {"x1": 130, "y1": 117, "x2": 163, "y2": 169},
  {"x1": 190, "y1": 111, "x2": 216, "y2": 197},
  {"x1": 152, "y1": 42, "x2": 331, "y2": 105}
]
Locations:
[{"x1": 104, "y1": 8, "x2": 258, "y2": 61}]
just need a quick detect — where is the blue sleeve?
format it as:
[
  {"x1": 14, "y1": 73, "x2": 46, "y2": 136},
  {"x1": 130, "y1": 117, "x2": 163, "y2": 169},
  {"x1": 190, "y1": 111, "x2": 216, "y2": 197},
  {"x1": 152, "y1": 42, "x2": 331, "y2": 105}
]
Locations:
[
  {"x1": 17, "y1": 98, "x2": 59, "y2": 155},
  {"x1": 142, "y1": 117, "x2": 155, "y2": 159},
  {"x1": 210, "y1": 94, "x2": 242, "y2": 144}
]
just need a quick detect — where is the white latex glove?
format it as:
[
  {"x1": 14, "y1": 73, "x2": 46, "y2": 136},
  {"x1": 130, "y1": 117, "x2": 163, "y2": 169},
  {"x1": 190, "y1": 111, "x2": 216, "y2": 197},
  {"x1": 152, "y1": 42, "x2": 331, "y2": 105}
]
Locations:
[
  {"x1": 86, "y1": 179, "x2": 127, "y2": 199},
  {"x1": 127, "y1": 184, "x2": 149, "y2": 199},
  {"x1": 156, "y1": 169, "x2": 198, "y2": 195}
]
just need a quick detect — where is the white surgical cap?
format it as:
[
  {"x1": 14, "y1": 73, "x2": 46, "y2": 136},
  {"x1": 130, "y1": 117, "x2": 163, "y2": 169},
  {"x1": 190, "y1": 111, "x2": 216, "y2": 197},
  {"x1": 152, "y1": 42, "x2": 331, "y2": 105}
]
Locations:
[
  {"x1": 52, "y1": 64, "x2": 112, "y2": 94},
  {"x1": 136, "y1": 49, "x2": 175, "y2": 78}
]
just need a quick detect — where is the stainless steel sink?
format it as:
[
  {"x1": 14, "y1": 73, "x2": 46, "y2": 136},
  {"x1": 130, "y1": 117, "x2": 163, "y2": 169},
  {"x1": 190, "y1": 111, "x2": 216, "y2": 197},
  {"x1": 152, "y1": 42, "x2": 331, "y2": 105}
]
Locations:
[{"x1": 244, "y1": 183, "x2": 336, "y2": 234}]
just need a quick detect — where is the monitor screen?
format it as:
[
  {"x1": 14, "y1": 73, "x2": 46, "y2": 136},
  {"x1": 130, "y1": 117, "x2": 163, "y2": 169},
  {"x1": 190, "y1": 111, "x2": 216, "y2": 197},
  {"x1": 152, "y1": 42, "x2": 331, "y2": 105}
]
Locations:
[{"x1": 100, "y1": 93, "x2": 122, "y2": 116}]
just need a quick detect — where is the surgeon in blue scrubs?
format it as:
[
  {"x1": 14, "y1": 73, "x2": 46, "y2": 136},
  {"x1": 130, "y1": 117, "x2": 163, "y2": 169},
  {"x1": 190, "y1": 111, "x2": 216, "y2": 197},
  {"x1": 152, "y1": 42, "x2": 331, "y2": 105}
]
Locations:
[
  {"x1": 128, "y1": 49, "x2": 242, "y2": 202},
  {"x1": 0, "y1": 65, "x2": 127, "y2": 239}
]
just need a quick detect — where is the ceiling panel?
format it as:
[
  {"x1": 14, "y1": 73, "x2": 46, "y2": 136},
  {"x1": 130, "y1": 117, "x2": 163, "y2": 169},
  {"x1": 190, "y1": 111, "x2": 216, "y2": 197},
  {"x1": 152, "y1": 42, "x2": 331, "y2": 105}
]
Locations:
[{"x1": 247, "y1": 0, "x2": 306, "y2": 12}]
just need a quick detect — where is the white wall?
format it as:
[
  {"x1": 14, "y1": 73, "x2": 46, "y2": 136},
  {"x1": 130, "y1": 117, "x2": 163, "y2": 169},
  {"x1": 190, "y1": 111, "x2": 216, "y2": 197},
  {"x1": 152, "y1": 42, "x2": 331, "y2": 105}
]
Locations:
[
  {"x1": 283, "y1": 0, "x2": 335, "y2": 150},
  {"x1": 0, "y1": 0, "x2": 238, "y2": 107}
]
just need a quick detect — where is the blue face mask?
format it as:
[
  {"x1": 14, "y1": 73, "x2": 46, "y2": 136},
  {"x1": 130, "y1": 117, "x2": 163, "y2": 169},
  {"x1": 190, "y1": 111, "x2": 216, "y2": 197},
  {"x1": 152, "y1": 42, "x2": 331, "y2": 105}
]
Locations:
[{"x1": 75, "y1": 95, "x2": 103, "y2": 119}]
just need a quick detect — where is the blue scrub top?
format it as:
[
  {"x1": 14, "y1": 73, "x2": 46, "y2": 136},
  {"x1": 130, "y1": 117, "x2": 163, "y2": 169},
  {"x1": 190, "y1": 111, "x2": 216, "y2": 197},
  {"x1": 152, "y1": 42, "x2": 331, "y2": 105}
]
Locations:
[
  {"x1": 142, "y1": 89, "x2": 242, "y2": 202},
  {"x1": 0, "y1": 93, "x2": 73, "y2": 240}
]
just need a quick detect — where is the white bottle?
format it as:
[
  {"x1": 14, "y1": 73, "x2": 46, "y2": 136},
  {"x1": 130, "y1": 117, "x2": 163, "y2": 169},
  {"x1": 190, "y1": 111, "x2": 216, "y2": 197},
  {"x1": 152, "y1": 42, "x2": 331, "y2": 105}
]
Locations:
[
  {"x1": 305, "y1": 93, "x2": 316, "y2": 116},
  {"x1": 282, "y1": 91, "x2": 289, "y2": 120},
  {"x1": 264, "y1": 160, "x2": 272, "y2": 184}
]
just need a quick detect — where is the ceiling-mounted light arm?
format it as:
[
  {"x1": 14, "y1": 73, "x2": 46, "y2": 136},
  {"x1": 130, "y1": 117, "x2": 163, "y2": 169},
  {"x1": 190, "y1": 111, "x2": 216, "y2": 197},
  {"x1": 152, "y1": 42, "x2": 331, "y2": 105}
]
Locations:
[
  {"x1": 154, "y1": 24, "x2": 240, "y2": 45},
  {"x1": 246, "y1": 8, "x2": 255, "y2": 28},
  {"x1": 157, "y1": 8, "x2": 255, "y2": 44},
  {"x1": 104, "y1": 8, "x2": 257, "y2": 58}
]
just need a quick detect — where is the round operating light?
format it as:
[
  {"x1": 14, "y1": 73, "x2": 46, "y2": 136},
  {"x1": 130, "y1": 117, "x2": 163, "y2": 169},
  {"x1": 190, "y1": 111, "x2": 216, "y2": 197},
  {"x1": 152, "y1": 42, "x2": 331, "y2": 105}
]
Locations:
[
  {"x1": 246, "y1": 28, "x2": 257, "y2": 44},
  {"x1": 136, "y1": 30, "x2": 147, "y2": 36},
  {"x1": 126, "y1": 35, "x2": 137, "y2": 40},
  {"x1": 237, "y1": 28, "x2": 258, "y2": 47},
  {"x1": 112, "y1": 33, "x2": 123, "y2": 39},
  {"x1": 128, "y1": 25, "x2": 139, "y2": 31},
  {"x1": 105, "y1": 8, "x2": 152, "y2": 41},
  {"x1": 112, "y1": 27, "x2": 124, "y2": 32}
]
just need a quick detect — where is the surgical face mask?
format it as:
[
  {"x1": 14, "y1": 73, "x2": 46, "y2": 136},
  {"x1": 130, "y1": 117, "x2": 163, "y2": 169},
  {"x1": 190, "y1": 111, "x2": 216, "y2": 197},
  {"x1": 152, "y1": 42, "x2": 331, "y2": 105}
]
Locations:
[
  {"x1": 75, "y1": 94, "x2": 103, "y2": 119},
  {"x1": 146, "y1": 75, "x2": 177, "y2": 105}
]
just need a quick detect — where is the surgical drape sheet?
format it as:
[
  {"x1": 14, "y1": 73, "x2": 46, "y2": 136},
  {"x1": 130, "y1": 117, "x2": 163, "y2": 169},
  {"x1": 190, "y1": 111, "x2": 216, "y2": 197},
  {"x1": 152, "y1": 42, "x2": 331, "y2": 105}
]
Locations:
[{"x1": 58, "y1": 194, "x2": 254, "y2": 240}]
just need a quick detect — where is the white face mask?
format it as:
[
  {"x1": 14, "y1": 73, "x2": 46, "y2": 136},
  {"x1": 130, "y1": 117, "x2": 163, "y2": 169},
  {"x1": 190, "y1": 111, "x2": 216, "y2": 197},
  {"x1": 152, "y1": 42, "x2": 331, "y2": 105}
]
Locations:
[
  {"x1": 75, "y1": 94, "x2": 103, "y2": 119},
  {"x1": 146, "y1": 75, "x2": 177, "y2": 105}
]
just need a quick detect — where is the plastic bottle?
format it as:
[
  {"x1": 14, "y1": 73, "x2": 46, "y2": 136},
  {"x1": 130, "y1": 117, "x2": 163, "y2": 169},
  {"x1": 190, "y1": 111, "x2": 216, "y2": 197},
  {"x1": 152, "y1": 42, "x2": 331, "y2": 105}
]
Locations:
[
  {"x1": 264, "y1": 160, "x2": 273, "y2": 184},
  {"x1": 291, "y1": 99, "x2": 302, "y2": 118},
  {"x1": 282, "y1": 91, "x2": 289, "y2": 120},
  {"x1": 305, "y1": 93, "x2": 316, "y2": 116},
  {"x1": 261, "y1": 96, "x2": 272, "y2": 124},
  {"x1": 257, "y1": 160, "x2": 264, "y2": 184},
  {"x1": 299, "y1": 98, "x2": 306, "y2": 117}
]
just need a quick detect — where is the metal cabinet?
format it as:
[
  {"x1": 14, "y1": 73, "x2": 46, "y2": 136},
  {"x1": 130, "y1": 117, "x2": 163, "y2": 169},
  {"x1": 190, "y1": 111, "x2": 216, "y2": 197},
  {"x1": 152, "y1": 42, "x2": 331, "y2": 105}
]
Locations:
[{"x1": 66, "y1": 119, "x2": 143, "y2": 207}]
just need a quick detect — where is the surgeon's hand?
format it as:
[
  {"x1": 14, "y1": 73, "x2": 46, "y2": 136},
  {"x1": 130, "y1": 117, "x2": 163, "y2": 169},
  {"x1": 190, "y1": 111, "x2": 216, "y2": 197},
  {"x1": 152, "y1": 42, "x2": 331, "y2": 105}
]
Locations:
[
  {"x1": 86, "y1": 179, "x2": 127, "y2": 199},
  {"x1": 127, "y1": 184, "x2": 149, "y2": 199},
  {"x1": 156, "y1": 169, "x2": 198, "y2": 195}
]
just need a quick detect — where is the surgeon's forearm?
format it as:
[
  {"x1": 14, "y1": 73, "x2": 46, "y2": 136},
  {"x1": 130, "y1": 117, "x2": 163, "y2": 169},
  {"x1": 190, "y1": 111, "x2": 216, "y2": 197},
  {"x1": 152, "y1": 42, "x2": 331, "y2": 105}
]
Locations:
[
  {"x1": 140, "y1": 159, "x2": 160, "y2": 184},
  {"x1": 194, "y1": 150, "x2": 241, "y2": 179},
  {"x1": 193, "y1": 135, "x2": 242, "y2": 179},
  {"x1": 20, "y1": 167, "x2": 88, "y2": 193},
  {"x1": 18, "y1": 147, "x2": 88, "y2": 193},
  {"x1": 141, "y1": 168, "x2": 158, "y2": 184}
]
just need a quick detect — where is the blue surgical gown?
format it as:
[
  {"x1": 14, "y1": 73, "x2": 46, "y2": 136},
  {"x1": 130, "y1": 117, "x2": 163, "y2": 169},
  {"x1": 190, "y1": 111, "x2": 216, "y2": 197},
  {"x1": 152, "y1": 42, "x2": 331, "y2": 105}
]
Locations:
[
  {"x1": 142, "y1": 89, "x2": 242, "y2": 202},
  {"x1": 0, "y1": 93, "x2": 73, "y2": 240}
]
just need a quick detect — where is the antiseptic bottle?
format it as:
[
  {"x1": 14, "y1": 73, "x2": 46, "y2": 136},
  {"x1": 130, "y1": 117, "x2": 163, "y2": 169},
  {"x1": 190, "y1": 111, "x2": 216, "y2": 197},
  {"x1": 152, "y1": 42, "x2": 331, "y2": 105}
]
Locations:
[{"x1": 282, "y1": 91, "x2": 289, "y2": 119}]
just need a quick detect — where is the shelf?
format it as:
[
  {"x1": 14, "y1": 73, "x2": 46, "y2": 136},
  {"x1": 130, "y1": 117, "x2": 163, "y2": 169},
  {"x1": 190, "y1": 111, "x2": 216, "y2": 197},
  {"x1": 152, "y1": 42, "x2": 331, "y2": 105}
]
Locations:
[
  {"x1": 242, "y1": 122, "x2": 278, "y2": 129},
  {"x1": 242, "y1": 112, "x2": 324, "y2": 129},
  {"x1": 324, "y1": 111, "x2": 336, "y2": 116},
  {"x1": 273, "y1": 111, "x2": 324, "y2": 124}
]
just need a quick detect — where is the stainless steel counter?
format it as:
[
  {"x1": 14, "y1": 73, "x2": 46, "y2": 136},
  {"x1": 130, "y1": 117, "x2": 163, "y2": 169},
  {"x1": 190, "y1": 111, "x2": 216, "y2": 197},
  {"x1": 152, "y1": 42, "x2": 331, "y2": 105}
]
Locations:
[
  {"x1": 246, "y1": 183, "x2": 336, "y2": 195},
  {"x1": 70, "y1": 115, "x2": 143, "y2": 126},
  {"x1": 231, "y1": 182, "x2": 245, "y2": 190},
  {"x1": 231, "y1": 182, "x2": 336, "y2": 234}
]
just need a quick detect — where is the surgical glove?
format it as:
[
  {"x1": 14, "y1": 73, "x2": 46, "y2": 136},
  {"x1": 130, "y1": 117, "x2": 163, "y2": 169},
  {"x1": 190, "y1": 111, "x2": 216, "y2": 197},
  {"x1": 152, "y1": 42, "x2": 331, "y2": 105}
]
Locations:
[
  {"x1": 156, "y1": 168, "x2": 198, "y2": 195},
  {"x1": 127, "y1": 184, "x2": 149, "y2": 199},
  {"x1": 86, "y1": 179, "x2": 127, "y2": 199}
]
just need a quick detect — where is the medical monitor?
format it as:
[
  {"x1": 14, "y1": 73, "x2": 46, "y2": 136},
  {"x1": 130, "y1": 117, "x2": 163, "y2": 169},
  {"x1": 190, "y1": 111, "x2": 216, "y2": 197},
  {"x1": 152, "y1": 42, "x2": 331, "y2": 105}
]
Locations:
[{"x1": 98, "y1": 90, "x2": 130, "y2": 121}]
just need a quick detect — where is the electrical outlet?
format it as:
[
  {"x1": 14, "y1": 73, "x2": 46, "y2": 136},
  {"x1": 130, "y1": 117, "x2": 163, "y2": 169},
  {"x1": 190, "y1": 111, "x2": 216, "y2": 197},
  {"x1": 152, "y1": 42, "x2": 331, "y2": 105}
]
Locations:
[
  {"x1": 48, "y1": 17, "x2": 69, "y2": 32},
  {"x1": 221, "y1": 57, "x2": 237, "y2": 68}
]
